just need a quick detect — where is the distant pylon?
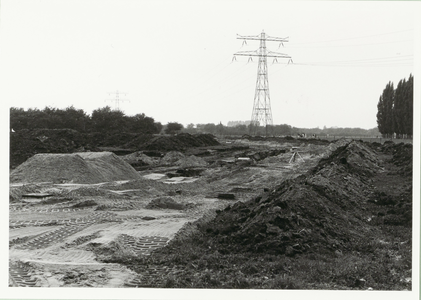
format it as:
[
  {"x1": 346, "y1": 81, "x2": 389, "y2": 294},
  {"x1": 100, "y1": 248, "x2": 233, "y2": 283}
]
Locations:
[
  {"x1": 233, "y1": 30, "x2": 291, "y2": 136},
  {"x1": 106, "y1": 90, "x2": 129, "y2": 110}
]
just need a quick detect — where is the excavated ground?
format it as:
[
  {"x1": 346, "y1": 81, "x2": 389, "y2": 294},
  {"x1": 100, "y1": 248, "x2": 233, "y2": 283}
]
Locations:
[{"x1": 9, "y1": 136, "x2": 413, "y2": 290}]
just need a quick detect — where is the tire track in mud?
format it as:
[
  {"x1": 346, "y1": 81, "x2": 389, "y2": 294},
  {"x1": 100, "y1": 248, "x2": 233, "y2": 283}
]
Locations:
[
  {"x1": 12, "y1": 212, "x2": 128, "y2": 250},
  {"x1": 15, "y1": 224, "x2": 93, "y2": 250},
  {"x1": 102, "y1": 220, "x2": 188, "y2": 287},
  {"x1": 92, "y1": 218, "x2": 189, "y2": 245},
  {"x1": 58, "y1": 249, "x2": 97, "y2": 263},
  {"x1": 119, "y1": 235, "x2": 170, "y2": 256},
  {"x1": 114, "y1": 222, "x2": 188, "y2": 287},
  {"x1": 11, "y1": 207, "x2": 203, "y2": 287},
  {"x1": 11, "y1": 249, "x2": 98, "y2": 265},
  {"x1": 9, "y1": 260, "x2": 40, "y2": 287},
  {"x1": 10, "y1": 206, "x2": 93, "y2": 212},
  {"x1": 9, "y1": 212, "x2": 131, "y2": 285},
  {"x1": 9, "y1": 211, "x2": 149, "y2": 229}
]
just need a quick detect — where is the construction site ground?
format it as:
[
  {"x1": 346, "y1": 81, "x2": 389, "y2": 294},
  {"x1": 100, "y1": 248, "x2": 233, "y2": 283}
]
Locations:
[{"x1": 8, "y1": 136, "x2": 413, "y2": 291}]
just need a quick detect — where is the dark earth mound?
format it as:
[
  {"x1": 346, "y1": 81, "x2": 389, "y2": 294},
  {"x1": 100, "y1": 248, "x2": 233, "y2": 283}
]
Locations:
[
  {"x1": 138, "y1": 133, "x2": 220, "y2": 152},
  {"x1": 10, "y1": 129, "x2": 220, "y2": 169},
  {"x1": 199, "y1": 140, "x2": 412, "y2": 256},
  {"x1": 388, "y1": 142, "x2": 412, "y2": 176},
  {"x1": 146, "y1": 197, "x2": 187, "y2": 210}
]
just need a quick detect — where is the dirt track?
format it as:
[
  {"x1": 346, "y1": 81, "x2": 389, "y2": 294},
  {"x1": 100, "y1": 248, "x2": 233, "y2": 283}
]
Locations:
[{"x1": 9, "y1": 137, "x2": 412, "y2": 289}]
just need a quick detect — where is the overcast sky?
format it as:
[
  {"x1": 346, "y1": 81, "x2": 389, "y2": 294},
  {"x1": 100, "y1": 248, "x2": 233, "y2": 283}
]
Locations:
[{"x1": 0, "y1": 0, "x2": 420, "y2": 129}]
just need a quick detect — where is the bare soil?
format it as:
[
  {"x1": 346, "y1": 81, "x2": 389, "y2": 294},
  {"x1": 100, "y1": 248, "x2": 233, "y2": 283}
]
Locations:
[{"x1": 9, "y1": 136, "x2": 412, "y2": 290}]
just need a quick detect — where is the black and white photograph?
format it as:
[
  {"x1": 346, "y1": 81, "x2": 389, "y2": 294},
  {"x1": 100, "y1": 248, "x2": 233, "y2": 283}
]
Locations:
[{"x1": 1, "y1": 0, "x2": 420, "y2": 299}]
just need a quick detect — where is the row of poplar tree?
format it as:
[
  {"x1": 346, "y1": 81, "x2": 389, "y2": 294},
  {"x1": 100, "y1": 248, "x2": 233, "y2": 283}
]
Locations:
[{"x1": 376, "y1": 74, "x2": 413, "y2": 138}]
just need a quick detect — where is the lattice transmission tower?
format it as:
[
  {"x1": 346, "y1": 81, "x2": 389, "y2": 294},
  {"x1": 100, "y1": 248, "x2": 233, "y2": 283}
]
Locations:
[
  {"x1": 106, "y1": 90, "x2": 129, "y2": 111},
  {"x1": 233, "y1": 30, "x2": 291, "y2": 136}
]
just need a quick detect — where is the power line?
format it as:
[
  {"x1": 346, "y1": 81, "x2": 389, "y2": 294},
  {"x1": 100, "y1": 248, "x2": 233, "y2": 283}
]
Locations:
[
  {"x1": 292, "y1": 54, "x2": 413, "y2": 68},
  {"x1": 289, "y1": 28, "x2": 414, "y2": 45},
  {"x1": 297, "y1": 54, "x2": 413, "y2": 64},
  {"x1": 288, "y1": 39, "x2": 413, "y2": 48}
]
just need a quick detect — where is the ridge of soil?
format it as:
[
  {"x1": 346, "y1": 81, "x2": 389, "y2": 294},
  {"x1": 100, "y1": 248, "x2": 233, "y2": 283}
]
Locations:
[
  {"x1": 199, "y1": 140, "x2": 410, "y2": 256},
  {"x1": 10, "y1": 129, "x2": 220, "y2": 169}
]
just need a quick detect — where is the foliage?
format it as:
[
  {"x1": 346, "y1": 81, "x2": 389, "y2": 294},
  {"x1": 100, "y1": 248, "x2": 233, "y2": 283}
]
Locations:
[
  {"x1": 9, "y1": 106, "x2": 162, "y2": 134},
  {"x1": 185, "y1": 122, "x2": 379, "y2": 137},
  {"x1": 91, "y1": 106, "x2": 126, "y2": 132},
  {"x1": 377, "y1": 74, "x2": 413, "y2": 138},
  {"x1": 10, "y1": 106, "x2": 89, "y2": 132},
  {"x1": 164, "y1": 122, "x2": 184, "y2": 135}
]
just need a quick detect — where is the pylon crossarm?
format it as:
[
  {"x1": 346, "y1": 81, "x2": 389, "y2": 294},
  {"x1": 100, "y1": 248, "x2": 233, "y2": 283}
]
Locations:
[
  {"x1": 236, "y1": 34, "x2": 261, "y2": 40},
  {"x1": 265, "y1": 35, "x2": 289, "y2": 42},
  {"x1": 267, "y1": 51, "x2": 291, "y2": 58},
  {"x1": 233, "y1": 50, "x2": 259, "y2": 56},
  {"x1": 237, "y1": 34, "x2": 289, "y2": 43},
  {"x1": 235, "y1": 52, "x2": 290, "y2": 59}
]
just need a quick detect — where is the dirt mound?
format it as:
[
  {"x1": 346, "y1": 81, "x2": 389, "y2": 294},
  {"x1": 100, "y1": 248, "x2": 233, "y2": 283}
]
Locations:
[
  {"x1": 380, "y1": 140, "x2": 396, "y2": 154},
  {"x1": 160, "y1": 151, "x2": 185, "y2": 165},
  {"x1": 322, "y1": 138, "x2": 352, "y2": 157},
  {"x1": 388, "y1": 143, "x2": 412, "y2": 176},
  {"x1": 10, "y1": 129, "x2": 90, "y2": 168},
  {"x1": 146, "y1": 197, "x2": 186, "y2": 210},
  {"x1": 140, "y1": 133, "x2": 220, "y2": 152},
  {"x1": 314, "y1": 140, "x2": 382, "y2": 177},
  {"x1": 10, "y1": 130, "x2": 219, "y2": 169},
  {"x1": 200, "y1": 140, "x2": 384, "y2": 256},
  {"x1": 10, "y1": 152, "x2": 141, "y2": 184},
  {"x1": 121, "y1": 151, "x2": 159, "y2": 169}
]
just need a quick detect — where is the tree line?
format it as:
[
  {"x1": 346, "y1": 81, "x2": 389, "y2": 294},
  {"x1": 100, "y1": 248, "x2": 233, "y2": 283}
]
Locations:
[
  {"x1": 183, "y1": 123, "x2": 379, "y2": 137},
  {"x1": 10, "y1": 106, "x2": 163, "y2": 134},
  {"x1": 10, "y1": 105, "x2": 381, "y2": 138},
  {"x1": 377, "y1": 74, "x2": 413, "y2": 138}
]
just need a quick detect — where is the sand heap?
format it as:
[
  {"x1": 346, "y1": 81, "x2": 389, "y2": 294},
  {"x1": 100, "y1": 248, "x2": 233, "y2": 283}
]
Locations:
[
  {"x1": 160, "y1": 151, "x2": 186, "y2": 165},
  {"x1": 177, "y1": 155, "x2": 208, "y2": 168},
  {"x1": 121, "y1": 151, "x2": 159, "y2": 168},
  {"x1": 10, "y1": 152, "x2": 142, "y2": 184}
]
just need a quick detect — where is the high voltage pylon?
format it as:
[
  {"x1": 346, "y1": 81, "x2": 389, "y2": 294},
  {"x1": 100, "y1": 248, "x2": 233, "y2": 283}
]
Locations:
[
  {"x1": 105, "y1": 90, "x2": 130, "y2": 111},
  {"x1": 233, "y1": 30, "x2": 292, "y2": 136}
]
